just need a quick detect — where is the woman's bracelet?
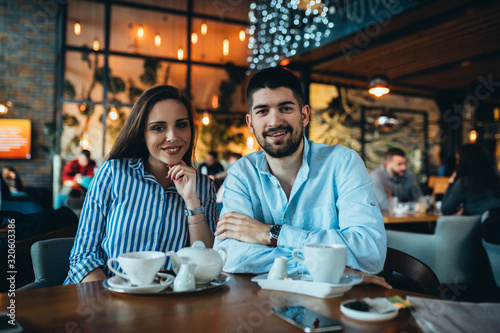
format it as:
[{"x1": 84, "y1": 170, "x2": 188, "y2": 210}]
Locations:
[{"x1": 187, "y1": 217, "x2": 206, "y2": 226}]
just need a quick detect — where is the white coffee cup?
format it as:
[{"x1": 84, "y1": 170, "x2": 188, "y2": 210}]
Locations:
[
  {"x1": 292, "y1": 243, "x2": 347, "y2": 284},
  {"x1": 107, "y1": 251, "x2": 166, "y2": 286}
]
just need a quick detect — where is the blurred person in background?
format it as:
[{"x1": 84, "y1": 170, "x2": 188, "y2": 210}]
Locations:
[
  {"x1": 61, "y1": 149, "x2": 96, "y2": 197},
  {"x1": 370, "y1": 148, "x2": 423, "y2": 211},
  {"x1": 2, "y1": 166, "x2": 24, "y2": 193},
  {"x1": 441, "y1": 144, "x2": 500, "y2": 216}
]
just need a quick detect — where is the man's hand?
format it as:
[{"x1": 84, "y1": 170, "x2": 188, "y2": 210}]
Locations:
[
  {"x1": 215, "y1": 211, "x2": 270, "y2": 245},
  {"x1": 344, "y1": 267, "x2": 392, "y2": 289}
]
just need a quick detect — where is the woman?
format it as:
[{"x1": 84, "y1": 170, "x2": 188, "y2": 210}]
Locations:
[
  {"x1": 2, "y1": 166, "x2": 24, "y2": 192},
  {"x1": 65, "y1": 85, "x2": 216, "y2": 284},
  {"x1": 441, "y1": 144, "x2": 500, "y2": 216}
]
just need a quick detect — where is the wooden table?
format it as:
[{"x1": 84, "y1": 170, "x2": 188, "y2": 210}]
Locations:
[
  {"x1": 1, "y1": 274, "x2": 429, "y2": 332},
  {"x1": 383, "y1": 212, "x2": 440, "y2": 224}
]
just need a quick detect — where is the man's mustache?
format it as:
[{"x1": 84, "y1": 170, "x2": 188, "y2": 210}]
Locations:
[{"x1": 263, "y1": 125, "x2": 293, "y2": 137}]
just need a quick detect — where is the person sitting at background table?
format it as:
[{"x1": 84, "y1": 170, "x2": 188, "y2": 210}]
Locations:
[
  {"x1": 61, "y1": 149, "x2": 96, "y2": 197},
  {"x1": 1, "y1": 166, "x2": 24, "y2": 193},
  {"x1": 441, "y1": 144, "x2": 500, "y2": 216},
  {"x1": 214, "y1": 67, "x2": 389, "y2": 287},
  {"x1": 370, "y1": 148, "x2": 423, "y2": 211},
  {"x1": 64, "y1": 85, "x2": 217, "y2": 284}
]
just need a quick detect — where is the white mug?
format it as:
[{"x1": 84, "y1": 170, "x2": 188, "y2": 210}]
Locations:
[
  {"x1": 107, "y1": 251, "x2": 166, "y2": 286},
  {"x1": 292, "y1": 243, "x2": 347, "y2": 284}
]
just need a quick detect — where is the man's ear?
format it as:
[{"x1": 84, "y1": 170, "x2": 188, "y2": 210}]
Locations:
[
  {"x1": 301, "y1": 104, "x2": 310, "y2": 128},
  {"x1": 246, "y1": 113, "x2": 254, "y2": 134}
]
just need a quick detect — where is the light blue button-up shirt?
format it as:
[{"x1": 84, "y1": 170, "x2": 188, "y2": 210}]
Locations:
[{"x1": 215, "y1": 139, "x2": 386, "y2": 274}]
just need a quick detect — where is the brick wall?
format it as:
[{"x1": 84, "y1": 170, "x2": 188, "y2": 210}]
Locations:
[{"x1": 0, "y1": 0, "x2": 59, "y2": 190}]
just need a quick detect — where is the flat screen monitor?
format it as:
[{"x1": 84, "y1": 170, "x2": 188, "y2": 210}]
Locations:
[{"x1": 0, "y1": 119, "x2": 32, "y2": 160}]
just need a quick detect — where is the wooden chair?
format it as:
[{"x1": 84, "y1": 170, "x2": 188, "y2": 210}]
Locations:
[
  {"x1": 428, "y1": 176, "x2": 450, "y2": 202},
  {"x1": 379, "y1": 247, "x2": 441, "y2": 297}
]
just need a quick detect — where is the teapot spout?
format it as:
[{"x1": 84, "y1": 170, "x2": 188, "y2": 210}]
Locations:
[{"x1": 166, "y1": 251, "x2": 182, "y2": 273}]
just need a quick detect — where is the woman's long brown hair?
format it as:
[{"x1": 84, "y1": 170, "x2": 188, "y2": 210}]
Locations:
[{"x1": 106, "y1": 85, "x2": 198, "y2": 166}]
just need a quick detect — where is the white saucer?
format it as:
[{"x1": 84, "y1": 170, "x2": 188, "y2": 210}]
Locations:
[
  {"x1": 105, "y1": 273, "x2": 174, "y2": 293},
  {"x1": 340, "y1": 300, "x2": 399, "y2": 322},
  {"x1": 251, "y1": 273, "x2": 363, "y2": 298}
]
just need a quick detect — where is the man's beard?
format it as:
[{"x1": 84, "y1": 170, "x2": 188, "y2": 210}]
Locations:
[{"x1": 254, "y1": 124, "x2": 303, "y2": 158}]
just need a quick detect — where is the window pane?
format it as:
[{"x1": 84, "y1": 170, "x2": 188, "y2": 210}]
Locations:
[
  {"x1": 194, "y1": 0, "x2": 250, "y2": 22},
  {"x1": 191, "y1": 65, "x2": 248, "y2": 112},
  {"x1": 309, "y1": 84, "x2": 362, "y2": 154},
  {"x1": 107, "y1": 55, "x2": 187, "y2": 104},
  {"x1": 105, "y1": 106, "x2": 132, "y2": 156},
  {"x1": 110, "y1": 6, "x2": 187, "y2": 59},
  {"x1": 66, "y1": 0, "x2": 105, "y2": 49},
  {"x1": 61, "y1": 103, "x2": 104, "y2": 160},
  {"x1": 364, "y1": 110, "x2": 425, "y2": 173},
  {"x1": 191, "y1": 18, "x2": 249, "y2": 66},
  {"x1": 64, "y1": 51, "x2": 104, "y2": 102}
]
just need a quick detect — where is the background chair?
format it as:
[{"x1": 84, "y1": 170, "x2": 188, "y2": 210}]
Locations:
[
  {"x1": 427, "y1": 176, "x2": 450, "y2": 202},
  {"x1": 379, "y1": 247, "x2": 441, "y2": 297},
  {"x1": 18, "y1": 237, "x2": 75, "y2": 290},
  {"x1": 386, "y1": 215, "x2": 487, "y2": 285},
  {"x1": 481, "y1": 207, "x2": 500, "y2": 288}
]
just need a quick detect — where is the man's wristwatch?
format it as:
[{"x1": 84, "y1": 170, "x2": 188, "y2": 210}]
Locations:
[
  {"x1": 268, "y1": 224, "x2": 282, "y2": 247},
  {"x1": 184, "y1": 203, "x2": 205, "y2": 216}
]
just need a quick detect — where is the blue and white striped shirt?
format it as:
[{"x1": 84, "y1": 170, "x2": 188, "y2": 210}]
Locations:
[{"x1": 64, "y1": 158, "x2": 217, "y2": 284}]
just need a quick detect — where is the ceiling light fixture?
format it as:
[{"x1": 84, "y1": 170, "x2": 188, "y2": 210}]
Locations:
[
  {"x1": 201, "y1": 22, "x2": 208, "y2": 35},
  {"x1": 191, "y1": 32, "x2": 198, "y2": 44},
  {"x1": 177, "y1": 47, "x2": 184, "y2": 60},
  {"x1": 368, "y1": 75, "x2": 390, "y2": 97},
  {"x1": 154, "y1": 33, "x2": 161, "y2": 46}
]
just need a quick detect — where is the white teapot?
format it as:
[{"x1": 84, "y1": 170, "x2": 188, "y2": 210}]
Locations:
[{"x1": 167, "y1": 241, "x2": 227, "y2": 284}]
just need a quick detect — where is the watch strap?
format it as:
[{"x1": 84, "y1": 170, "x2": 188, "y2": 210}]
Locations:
[{"x1": 184, "y1": 203, "x2": 205, "y2": 216}]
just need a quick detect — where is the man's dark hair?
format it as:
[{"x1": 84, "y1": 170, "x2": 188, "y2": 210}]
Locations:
[
  {"x1": 208, "y1": 151, "x2": 218, "y2": 159},
  {"x1": 246, "y1": 67, "x2": 304, "y2": 110},
  {"x1": 80, "y1": 150, "x2": 91, "y2": 159},
  {"x1": 384, "y1": 148, "x2": 406, "y2": 161}
]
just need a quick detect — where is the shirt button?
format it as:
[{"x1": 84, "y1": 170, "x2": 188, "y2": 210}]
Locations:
[
  {"x1": 276, "y1": 184, "x2": 279, "y2": 189},
  {"x1": 284, "y1": 214, "x2": 287, "y2": 218}
]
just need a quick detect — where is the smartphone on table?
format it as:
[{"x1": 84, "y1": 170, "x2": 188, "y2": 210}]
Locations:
[{"x1": 271, "y1": 306, "x2": 343, "y2": 332}]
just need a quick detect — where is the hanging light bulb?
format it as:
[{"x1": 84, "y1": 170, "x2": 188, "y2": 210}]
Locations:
[
  {"x1": 154, "y1": 33, "x2": 161, "y2": 46},
  {"x1": 177, "y1": 47, "x2": 184, "y2": 60},
  {"x1": 239, "y1": 29, "x2": 246, "y2": 42},
  {"x1": 201, "y1": 22, "x2": 208, "y2": 35},
  {"x1": 80, "y1": 134, "x2": 90, "y2": 150},
  {"x1": 246, "y1": 136, "x2": 254, "y2": 149},
  {"x1": 202, "y1": 112, "x2": 210, "y2": 125},
  {"x1": 212, "y1": 95, "x2": 218, "y2": 109},
  {"x1": 223, "y1": 38, "x2": 229, "y2": 56},
  {"x1": 74, "y1": 21, "x2": 81, "y2": 36},
  {"x1": 108, "y1": 107, "x2": 118, "y2": 121},
  {"x1": 92, "y1": 38, "x2": 99, "y2": 51},
  {"x1": 470, "y1": 130, "x2": 477, "y2": 143},
  {"x1": 280, "y1": 59, "x2": 290, "y2": 66},
  {"x1": 191, "y1": 32, "x2": 198, "y2": 44},
  {"x1": 0, "y1": 103, "x2": 8, "y2": 114},
  {"x1": 137, "y1": 25, "x2": 144, "y2": 38},
  {"x1": 368, "y1": 75, "x2": 390, "y2": 97}
]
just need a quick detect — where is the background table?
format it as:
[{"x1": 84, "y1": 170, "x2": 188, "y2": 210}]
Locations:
[
  {"x1": 1, "y1": 274, "x2": 429, "y2": 332},
  {"x1": 383, "y1": 212, "x2": 440, "y2": 224}
]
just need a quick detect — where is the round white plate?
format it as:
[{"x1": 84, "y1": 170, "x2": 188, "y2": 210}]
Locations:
[
  {"x1": 105, "y1": 273, "x2": 174, "y2": 293},
  {"x1": 340, "y1": 300, "x2": 398, "y2": 322}
]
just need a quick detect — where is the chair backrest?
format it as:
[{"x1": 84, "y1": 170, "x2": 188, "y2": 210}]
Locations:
[
  {"x1": 428, "y1": 176, "x2": 450, "y2": 201},
  {"x1": 18, "y1": 237, "x2": 75, "y2": 290},
  {"x1": 380, "y1": 247, "x2": 441, "y2": 297}
]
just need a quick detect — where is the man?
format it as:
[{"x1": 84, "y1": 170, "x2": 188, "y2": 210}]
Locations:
[
  {"x1": 61, "y1": 149, "x2": 96, "y2": 197},
  {"x1": 215, "y1": 68, "x2": 387, "y2": 280},
  {"x1": 370, "y1": 148, "x2": 423, "y2": 212}
]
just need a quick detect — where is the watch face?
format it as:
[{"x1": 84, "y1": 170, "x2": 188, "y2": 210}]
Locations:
[{"x1": 270, "y1": 225, "x2": 282, "y2": 239}]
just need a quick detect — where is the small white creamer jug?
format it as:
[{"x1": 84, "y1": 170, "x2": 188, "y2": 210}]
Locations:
[
  {"x1": 173, "y1": 262, "x2": 196, "y2": 292},
  {"x1": 267, "y1": 256, "x2": 289, "y2": 280}
]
